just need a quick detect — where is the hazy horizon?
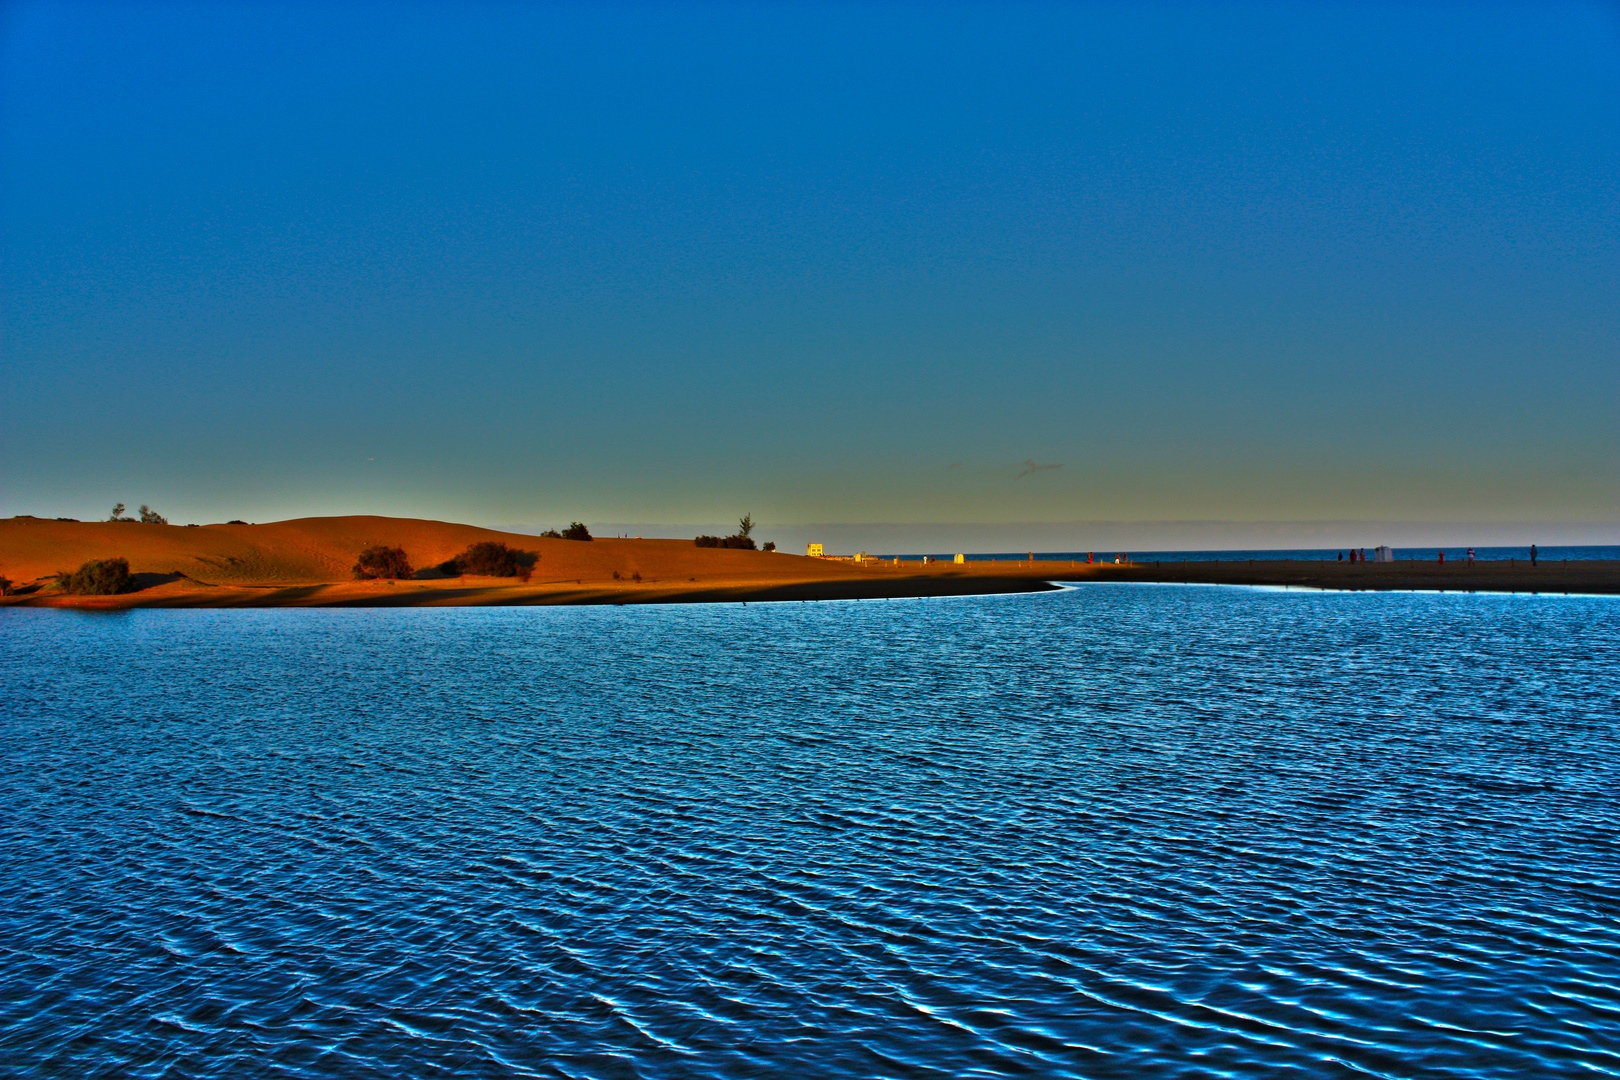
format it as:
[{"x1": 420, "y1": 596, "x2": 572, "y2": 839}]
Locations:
[{"x1": 4, "y1": 1, "x2": 1616, "y2": 527}]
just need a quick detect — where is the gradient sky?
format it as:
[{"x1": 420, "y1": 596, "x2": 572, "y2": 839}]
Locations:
[{"x1": 3, "y1": 1, "x2": 1616, "y2": 536}]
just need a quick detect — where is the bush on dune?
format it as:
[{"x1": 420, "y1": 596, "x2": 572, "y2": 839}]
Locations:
[
  {"x1": 56, "y1": 557, "x2": 134, "y2": 595},
  {"x1": 561, "y1": 522, "x2": 592, "y2": 541},
  {"x1": 694, "y1": 513, "x2": 758, "y2": 550},
  {"x1": 353, "y1": 545, "x2": 413, "y2": 580},
  {"x1": 694, "y1": 534, "x2": 757, "y2": 549},
  {"x1": 440, "y1": 541, "x2": 538, "y2": 579},
  {"x1": 105, "y1": 502, "x2": 167, "y2": 523}
]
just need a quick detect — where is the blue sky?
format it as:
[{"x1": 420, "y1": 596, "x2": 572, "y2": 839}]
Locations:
[{"x1": 3, "y1": 1, "x2": 1616, "y2": 541}]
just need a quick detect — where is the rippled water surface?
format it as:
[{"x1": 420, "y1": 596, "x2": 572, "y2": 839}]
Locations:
[{"x1": 3, "y1": 586, "x2": 1618, "y2": 1078}]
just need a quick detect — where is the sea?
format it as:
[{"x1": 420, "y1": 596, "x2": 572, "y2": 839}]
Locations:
[
  {"x1": 2, "y1": 584, "x2": 1617, "y2": 1079},
  {"x1": 891, "y1": 545, "x2": 1620, "y2": 563}
]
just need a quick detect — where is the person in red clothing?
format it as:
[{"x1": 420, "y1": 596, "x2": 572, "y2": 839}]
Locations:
[{"x1": 1438, "y1": 550, "x2": 1445, "y2": 565}]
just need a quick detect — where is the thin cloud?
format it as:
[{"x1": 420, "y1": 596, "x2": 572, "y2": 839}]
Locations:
[{"x1": 1015, "y1": 459, "x2": 1062, "y2": 479}]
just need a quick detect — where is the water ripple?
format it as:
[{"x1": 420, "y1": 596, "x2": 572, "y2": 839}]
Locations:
[{"x1": 2, "y1": 587, "x2": 1618, "y2": 1077}]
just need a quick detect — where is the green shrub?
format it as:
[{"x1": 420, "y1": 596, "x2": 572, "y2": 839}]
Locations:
[
  {"x1": 353, "y1": 545, "x2": 413, "y2": 580},
  {"x1": 694, "y1": 533, "x2": 756, "y2": 550},
  {"x1": 56, "y1": 557, "x2": 134, "y2": 595},
  {"x1": 696, "y1": 515, "x2": 757, "y2": 550},
  {"x1": 762, "y1": 541, "x2": 776, "y2": 552},
  {"x1": 139, "y1": 505, "x2": 168, "y2": 525},
  {"x1": 539, "y1": 529, "x2": 562, "y2": 539},
  {"x1": 446, "y1": 541, "x2": 538, "y2": 577},
  {"x1": 562, "y1": 522, "x2": 592, "y2": 541}
]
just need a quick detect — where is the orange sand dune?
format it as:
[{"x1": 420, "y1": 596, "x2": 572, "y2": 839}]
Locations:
[
  {"x1": 0, "y1": 514, "x2": 886, "y2": 602},
  {"x1": 3, "y1": 516, "x2": 1614, "y2": 608}
]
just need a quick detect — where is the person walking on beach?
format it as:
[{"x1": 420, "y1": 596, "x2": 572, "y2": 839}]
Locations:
[
  {"x1": 1438, "y1": 550, "x2": 1445, "y2": 565},
  {"x1": 1531, "y1": 544, "x2": 1538, "y2": 567},
  {"x1": 1467, "y1": 547, "x2": 1475, "y2": 566}
]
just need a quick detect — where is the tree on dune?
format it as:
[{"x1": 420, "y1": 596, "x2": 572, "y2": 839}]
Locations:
[
  {"x1": 353, "y1": 545, "x2": 413, "y2": 580},
  {"x1": 694, "y1": 514, "x2": 758, "y2": 550},
  {"x1": 56, "y1": 557, "x2": 134, "y2": 595},
  {"x1": 562, "y1": 522, "x2": 592, "y2": 541},
  {"x1": 439, "y1": 541, "x2": 538, "y2": 579}
]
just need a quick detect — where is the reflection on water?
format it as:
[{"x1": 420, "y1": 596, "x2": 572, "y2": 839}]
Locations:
[{"x1": 2, "y1": 586, "x2": 1618, "y2": 1078}]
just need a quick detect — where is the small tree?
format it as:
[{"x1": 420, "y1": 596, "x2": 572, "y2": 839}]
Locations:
[
  {"x1": 139, "y1": 505, "x2": 168, "y2": 525},
  {"x1": 562, "y1": 522, "x2": 592, "y2": 541},
  {"x1": 56, "y1": 557, "x2": 134, "y2": 595},
  {"x1": 762, "y1": 541, "x2": 776, "y2": 552},
  {"x1": 539, "y1": 529, "x2": 563, "y2": 539},
  {"x1": 108, "y1": 503, "x2": 125, "y2": 521},
  {"x1": 447, "y1": 541, "x2": 538, "y2": 577},
  {"x1": 353, "y1": 545, "x2": 413, "y2": 580},
  {"x1": 738, "y1": 514, "x2": 754, "y2": 539}
]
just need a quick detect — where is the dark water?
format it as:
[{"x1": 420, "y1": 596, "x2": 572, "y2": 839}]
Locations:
[
  {"x1": 3, "y1": 586, "x2": 1618, "y2": 1079},
  {"x1": 896, "y1": 545, "x2": 1619, "y2": 563}
]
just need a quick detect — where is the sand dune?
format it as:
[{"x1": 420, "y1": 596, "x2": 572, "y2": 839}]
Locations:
[
  {"x1": 2, "y1": 515, "x2": 1614, "y2": 608},
  {"x1": 0, "y1": 514, "x2": 878, "y2": 601}
]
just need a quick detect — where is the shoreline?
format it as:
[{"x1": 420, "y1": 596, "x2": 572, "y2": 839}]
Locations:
[
  {"x1": 3, "y1": 518, "x2": 1613, "y2": 608},
  {"x1": 7, "y1": 559, "x2": 1615, "y2": 609}
]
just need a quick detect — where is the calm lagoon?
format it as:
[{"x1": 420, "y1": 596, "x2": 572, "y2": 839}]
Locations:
[{"x1": 2, "y1": 585, "x2": 1617, "y2": 1078}]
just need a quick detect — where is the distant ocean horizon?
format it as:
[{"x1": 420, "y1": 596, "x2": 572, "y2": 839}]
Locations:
[
  {"x1": 886, "y1": 545, "x2": 1620, "y2": 563},
  {"x1": 528, "y1": 522, "x2": 1618, "y2": 558}
]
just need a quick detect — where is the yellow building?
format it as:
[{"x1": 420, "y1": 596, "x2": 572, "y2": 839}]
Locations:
[{"x1": 807, "y1": 543, "x2": 824, "y2": 558}]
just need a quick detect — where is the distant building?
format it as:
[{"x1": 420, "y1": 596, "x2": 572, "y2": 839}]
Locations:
[{"x1": 807, "y1": 543, "x2": 824, "y2": 558}]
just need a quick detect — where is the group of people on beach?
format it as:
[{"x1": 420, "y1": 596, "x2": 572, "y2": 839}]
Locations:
[{"x1": 1340, "y1": 546, "x2": 1541, "y2": 566}]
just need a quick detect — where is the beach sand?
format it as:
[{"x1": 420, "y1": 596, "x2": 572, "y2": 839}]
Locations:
[{"x1": 2, "y1": 516, "x2": 1614, "y2": 608}]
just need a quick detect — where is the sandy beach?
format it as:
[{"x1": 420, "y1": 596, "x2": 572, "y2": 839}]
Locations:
[{"x1": 2, "y1": 516, "x2": 1614, "y2": 608}]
